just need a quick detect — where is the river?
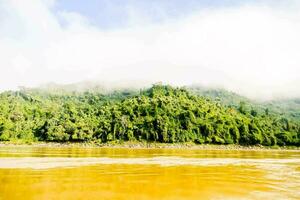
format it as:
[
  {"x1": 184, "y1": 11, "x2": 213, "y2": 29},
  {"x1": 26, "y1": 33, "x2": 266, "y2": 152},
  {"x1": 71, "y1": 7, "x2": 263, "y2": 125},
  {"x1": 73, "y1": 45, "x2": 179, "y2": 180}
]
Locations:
[{"x1": 0, "y1": 146, "x2": 299, "y2": 199}]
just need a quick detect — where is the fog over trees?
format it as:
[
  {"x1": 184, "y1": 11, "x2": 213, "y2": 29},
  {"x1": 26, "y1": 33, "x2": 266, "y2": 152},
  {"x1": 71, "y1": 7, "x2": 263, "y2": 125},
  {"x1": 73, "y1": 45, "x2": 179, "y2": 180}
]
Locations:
[{"x1": 0, "y1": 85, "x2": 299, "y2": 146}]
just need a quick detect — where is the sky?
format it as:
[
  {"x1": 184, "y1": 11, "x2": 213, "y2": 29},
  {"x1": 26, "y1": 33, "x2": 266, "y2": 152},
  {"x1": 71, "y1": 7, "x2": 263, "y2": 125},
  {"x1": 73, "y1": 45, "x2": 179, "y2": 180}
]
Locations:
[{"x1": 0, "y1": 0, "x2": 300, "y2": 100}]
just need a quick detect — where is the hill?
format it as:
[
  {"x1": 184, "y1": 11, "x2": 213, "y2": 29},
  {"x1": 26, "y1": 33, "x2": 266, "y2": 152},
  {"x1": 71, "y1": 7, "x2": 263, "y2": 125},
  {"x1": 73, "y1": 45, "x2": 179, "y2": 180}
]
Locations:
[
  {"x1": 188, "y1": 86, "x2": 300, "y2": 121},
  {"x1": 0, "y1": 85, "x2": 299, "y2": 146}
]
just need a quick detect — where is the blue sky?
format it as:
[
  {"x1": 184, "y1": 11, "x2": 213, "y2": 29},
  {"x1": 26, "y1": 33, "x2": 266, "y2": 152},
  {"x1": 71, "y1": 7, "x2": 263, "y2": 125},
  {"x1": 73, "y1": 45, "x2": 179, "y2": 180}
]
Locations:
[{"x1": 53, "y1": 0, "x2": 288, "y2": 29}]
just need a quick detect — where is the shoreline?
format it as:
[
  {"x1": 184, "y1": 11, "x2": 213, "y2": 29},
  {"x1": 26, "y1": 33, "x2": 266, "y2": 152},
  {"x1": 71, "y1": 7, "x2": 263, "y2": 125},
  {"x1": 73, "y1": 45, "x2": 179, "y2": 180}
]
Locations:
[{"x1": 0, "y1": 141, "x2": 299, "y2": 151}]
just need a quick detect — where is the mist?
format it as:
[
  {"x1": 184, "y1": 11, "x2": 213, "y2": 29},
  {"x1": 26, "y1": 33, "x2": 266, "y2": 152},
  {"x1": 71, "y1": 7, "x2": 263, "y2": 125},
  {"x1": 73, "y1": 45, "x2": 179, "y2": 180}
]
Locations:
[{"x1": 0, "y1": 0, "x2": 300, "y2": 100}]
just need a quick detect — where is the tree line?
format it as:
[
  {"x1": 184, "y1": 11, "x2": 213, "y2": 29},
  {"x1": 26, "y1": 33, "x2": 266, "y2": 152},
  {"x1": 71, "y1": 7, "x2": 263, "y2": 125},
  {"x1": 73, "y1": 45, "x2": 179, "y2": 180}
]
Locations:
[{"x1": 0, "y1": 85, "x2": 299, "y2": 146}]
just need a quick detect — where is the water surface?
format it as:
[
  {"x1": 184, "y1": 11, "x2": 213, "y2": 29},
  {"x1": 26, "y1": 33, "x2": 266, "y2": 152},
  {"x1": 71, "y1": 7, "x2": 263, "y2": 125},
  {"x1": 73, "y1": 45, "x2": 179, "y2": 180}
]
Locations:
[{"x1": 0, "y1": 146, "x2": 299, "y2": 199}]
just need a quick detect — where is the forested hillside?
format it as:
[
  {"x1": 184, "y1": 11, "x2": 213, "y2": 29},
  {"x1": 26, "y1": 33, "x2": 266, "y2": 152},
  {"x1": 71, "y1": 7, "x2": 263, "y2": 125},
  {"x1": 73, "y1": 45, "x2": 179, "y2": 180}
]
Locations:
[
  {"x1": 189, "y1": 86, "x2": 300, "y2": 122},
  {"x1": 0, "y1": 85, "x2": 299, "y2": 146}
]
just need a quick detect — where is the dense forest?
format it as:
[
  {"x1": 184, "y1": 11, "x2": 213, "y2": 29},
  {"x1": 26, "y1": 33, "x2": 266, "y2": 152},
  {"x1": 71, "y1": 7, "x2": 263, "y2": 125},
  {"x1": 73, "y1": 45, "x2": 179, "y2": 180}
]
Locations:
[
  {"x1": 0, "y1": 84, "x2": 299, "y2": 146},
  {"x1": 189, "y1": 86, "x2": 300, "y2": 121}
]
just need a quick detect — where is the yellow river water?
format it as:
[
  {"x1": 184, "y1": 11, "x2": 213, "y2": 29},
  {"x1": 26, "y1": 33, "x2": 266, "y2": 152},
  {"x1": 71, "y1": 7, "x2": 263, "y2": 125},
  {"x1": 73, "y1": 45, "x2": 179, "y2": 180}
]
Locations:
[{"x1": 0, "y1": 147, "x2": 299, "y2": 200}]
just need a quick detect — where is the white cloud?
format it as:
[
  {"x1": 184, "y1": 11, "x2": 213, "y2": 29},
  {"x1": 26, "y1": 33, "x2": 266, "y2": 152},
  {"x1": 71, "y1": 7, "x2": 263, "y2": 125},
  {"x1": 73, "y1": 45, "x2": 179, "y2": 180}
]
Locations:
[{"x1": 0, "y1": 0, "x2": 300, "y2": 100}]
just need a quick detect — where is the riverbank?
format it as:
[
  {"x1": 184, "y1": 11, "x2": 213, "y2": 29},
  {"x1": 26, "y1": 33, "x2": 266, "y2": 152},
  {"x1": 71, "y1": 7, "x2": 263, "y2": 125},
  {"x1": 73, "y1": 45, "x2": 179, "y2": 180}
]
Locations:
[{"x1": 0, "y1": 141, "x2": 299, "y2": 151}]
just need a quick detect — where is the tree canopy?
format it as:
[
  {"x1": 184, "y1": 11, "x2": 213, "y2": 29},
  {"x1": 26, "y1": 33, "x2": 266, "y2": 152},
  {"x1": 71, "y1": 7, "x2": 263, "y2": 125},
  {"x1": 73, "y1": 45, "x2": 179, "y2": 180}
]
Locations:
[{"x1": 0, "y1": 85, "x2": 299, "y2": 146}]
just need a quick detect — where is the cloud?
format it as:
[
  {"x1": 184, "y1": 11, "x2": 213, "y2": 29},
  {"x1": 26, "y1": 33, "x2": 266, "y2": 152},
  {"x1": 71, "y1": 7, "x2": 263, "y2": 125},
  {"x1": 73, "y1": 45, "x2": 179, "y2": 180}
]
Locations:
[{"x1": 0, "y1": 0, "x2": 300, "y2": 100}]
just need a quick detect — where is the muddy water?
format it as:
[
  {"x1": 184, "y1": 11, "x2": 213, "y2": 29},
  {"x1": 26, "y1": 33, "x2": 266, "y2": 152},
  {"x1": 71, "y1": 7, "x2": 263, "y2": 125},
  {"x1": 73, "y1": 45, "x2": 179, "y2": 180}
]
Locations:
[{"x1": 0, "y1": 147, "x2": 299, "y2": 199}]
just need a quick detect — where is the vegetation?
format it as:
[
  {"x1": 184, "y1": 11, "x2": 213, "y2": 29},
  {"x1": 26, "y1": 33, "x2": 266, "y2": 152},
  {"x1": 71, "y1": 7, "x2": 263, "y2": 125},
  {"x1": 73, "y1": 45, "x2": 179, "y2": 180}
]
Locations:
[
  {"x1": 0, "y1": 85, "x2": 299, "y2": 146},
  {"x1": 189, "y1": 86, "x2": 300, "y2": 121}
]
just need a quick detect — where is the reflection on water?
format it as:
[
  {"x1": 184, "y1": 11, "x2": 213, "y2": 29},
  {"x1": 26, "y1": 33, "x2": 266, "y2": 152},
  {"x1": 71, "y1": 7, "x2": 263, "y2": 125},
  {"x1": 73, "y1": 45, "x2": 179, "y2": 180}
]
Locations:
[
  {"x1": 0, "y1": 146, "x2": 299, "y2": 159},
  {"x1": 0, "y1": 147, "x2": 299, "y2": 200}
]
